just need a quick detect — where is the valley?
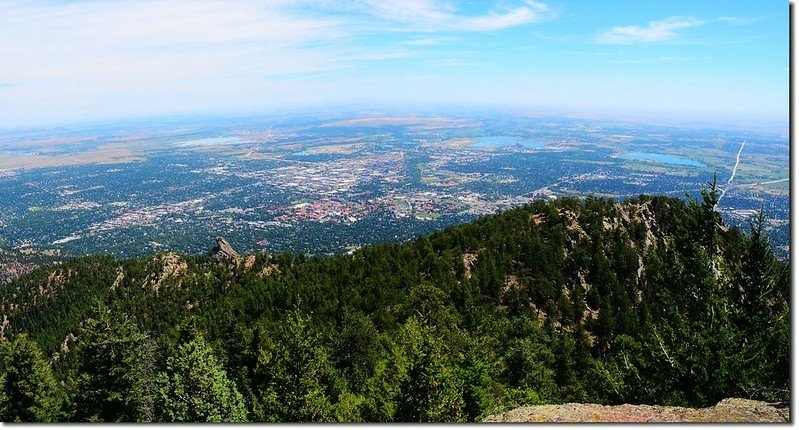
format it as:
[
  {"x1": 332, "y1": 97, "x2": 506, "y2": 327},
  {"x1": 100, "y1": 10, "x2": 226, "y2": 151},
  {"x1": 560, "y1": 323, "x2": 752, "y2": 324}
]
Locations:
[{"x1": 0, "y1": 112, "x2": 789, "y2": 271}]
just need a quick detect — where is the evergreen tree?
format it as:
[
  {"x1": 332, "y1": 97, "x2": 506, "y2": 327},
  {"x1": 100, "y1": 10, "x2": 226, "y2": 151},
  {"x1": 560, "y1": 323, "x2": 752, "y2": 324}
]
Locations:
[
  {"x1": 155, "y1": 334, "x2": 247, "y2": 422},
  {"x1": 393, "y1": 317, "x2": 465, "y2": 422},
  {"x1": 253, "y1": 311, "x2": 338, "y2": 422},
  {"x1": 332, "y1": 308, "x2": 379, "y2": 392},
  {"x1": 0, "y1": 335, "x2": 59, "y2": 422},
  {"x1": 72, "y1": 305, "x2": 156, "y2": 422},
  {"x1": 737, "y1": 207, "x2": 779, "y2": 316},
  {"x1": 0, "y1": 191, "x2": 789, "y2": 420}
]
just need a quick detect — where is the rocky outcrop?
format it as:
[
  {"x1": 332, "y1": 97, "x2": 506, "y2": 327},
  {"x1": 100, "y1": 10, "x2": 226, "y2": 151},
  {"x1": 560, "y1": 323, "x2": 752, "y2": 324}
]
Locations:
[
  {"x1": 483, "y1": 398, "x2": 789, "y2": 423},
  {"x1": 142, "y1": 253, "x2": 188, "y2": 294},
  {"x1": 0, "y1": 247, "x2": 64, "y2": 285},
  {"x1": 211, "y1": 237, "x2": 261, "y2": 271},
  {"x1": 0, "y1": 260, "x2": 38, "y2": 285},
  {"x1": 212, "y1": 237, "x2": 239, "y2": 262},
  {"x1": 259, "y1": 263, "x2": 279, "y2": 278},
  {"x1": 110, "y1": 266, "x2": 125, "y2": 291},
  {"x1": 462, "y1": 253, "x2": 477, "y2": 279}
]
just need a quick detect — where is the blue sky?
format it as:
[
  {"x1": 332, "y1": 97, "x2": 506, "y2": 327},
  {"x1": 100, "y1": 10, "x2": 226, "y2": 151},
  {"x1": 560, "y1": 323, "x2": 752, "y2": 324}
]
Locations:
[{"x1": 0, "y1": 0, "x2": 788, "y2": 128}]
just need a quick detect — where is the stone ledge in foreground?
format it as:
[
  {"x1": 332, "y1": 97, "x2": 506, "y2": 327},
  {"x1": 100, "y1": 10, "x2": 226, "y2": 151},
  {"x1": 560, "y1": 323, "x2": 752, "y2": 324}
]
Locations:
[{"x1": 483, "y1": 398, "x2": 789, "y2": 423}]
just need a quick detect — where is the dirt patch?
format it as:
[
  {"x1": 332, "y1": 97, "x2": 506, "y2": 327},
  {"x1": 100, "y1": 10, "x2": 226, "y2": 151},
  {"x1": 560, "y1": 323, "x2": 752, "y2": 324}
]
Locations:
[{"x1": 0, "y1": 143, "x2": 144, "y2": 170}]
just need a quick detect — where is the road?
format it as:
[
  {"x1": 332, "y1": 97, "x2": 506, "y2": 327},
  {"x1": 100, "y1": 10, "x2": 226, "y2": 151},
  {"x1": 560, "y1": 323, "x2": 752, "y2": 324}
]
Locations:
[
  {"x1": 727, "y1": 140, "x2": 746, "y2": 185},
  {"x1": 715, "y1": 140, "x2": 745, "y2": 210}
]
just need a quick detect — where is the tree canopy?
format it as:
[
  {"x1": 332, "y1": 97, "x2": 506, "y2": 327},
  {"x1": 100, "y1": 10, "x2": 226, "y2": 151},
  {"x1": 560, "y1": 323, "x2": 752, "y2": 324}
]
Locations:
[{"x1": 0, "y1": 190, "x2": 789, "y2": 422}]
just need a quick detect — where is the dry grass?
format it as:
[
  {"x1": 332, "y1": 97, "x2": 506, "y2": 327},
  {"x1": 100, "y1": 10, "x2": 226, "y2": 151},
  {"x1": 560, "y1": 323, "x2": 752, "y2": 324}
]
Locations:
[{"x1": 0, "y1": 143, "x2": 144, "y2": 169}]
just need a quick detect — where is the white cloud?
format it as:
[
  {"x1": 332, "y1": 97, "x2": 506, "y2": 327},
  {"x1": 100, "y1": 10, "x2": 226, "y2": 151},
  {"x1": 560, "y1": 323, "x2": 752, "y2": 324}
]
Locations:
[
  {"x1": 615, "y1": 56, "x2": 692, "y2": 64},
  {"x1": 462, "y1": 5, "x2": 544, "y2": 31},
  {"x1": 596, "y1": 17, "x2": 705, "y2": 45},
  {"x1": 0, "y1": 0, "x2": 407, "y2": 125},
  {"x1": 431, "y1": 59, "x2": 477, "y2": 67},
  {"x1": 0, "y1": 0, "x2": 554, "y2": 126},
  {"x1": 327, "y1": 0, "x2": 455, "y2": 26},
  {"x1": 318, "y1": 0, "x2": 552, "y2": 31},
  {"x1": 717, "y1": 16, "x2": 763, "y2": 25},
  {"x1": 395, "y1": 38, "x2": 449, "y2": 46}
]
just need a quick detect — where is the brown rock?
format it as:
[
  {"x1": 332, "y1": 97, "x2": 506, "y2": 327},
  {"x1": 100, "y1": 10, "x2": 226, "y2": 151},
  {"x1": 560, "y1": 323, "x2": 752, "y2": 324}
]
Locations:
[
  {"x1": 483, "y1": 398, "x2": 789, "y2": 423},
  {"x1": 212, "y1": 237, "x2": 239, "y2": 262}
]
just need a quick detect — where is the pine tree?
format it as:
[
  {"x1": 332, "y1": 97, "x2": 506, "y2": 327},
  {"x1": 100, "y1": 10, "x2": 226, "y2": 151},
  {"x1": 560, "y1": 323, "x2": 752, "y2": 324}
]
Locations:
[
  {"x1": 393, "y1": 317, "x2": 465, "y2": 422},
  {"x1": 0, "y1": 334, "x2": 60, "y2": 422},
  {"x1": 72, "y1": 305, "x2": 156, "y2": 422},
  {"x1": 727, "y1": 207, "x2": 790, "y2": 402},
  {"x1": 253, "y1": 311, "x2": 337, "y2": 422},
  {"x1": 333, "y1": 308, "x2": 379, "y2": 392},
  {"x1": 155, "y1": 334, "x2": 247, "y2": 422},
  {"x1": 738, "y1": 207, "x2": 778, "y2": 316}
]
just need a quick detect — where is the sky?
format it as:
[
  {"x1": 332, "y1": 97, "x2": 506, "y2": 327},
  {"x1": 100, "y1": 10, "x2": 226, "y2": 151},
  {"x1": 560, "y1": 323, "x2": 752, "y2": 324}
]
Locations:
[{"x1": 0, "y1": 0, "x2": 789, "y2": 128}]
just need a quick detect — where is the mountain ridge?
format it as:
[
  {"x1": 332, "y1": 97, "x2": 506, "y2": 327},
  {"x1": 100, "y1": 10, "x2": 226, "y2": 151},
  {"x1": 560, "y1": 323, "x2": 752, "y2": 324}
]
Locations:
[{"x1": 0, "y1": 189, "x2": 789, "y2": 422}]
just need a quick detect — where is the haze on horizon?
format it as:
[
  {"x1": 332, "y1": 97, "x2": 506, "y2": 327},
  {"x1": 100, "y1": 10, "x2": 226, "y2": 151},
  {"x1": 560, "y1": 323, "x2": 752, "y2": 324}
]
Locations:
[{"x1": 0, "y1": 0, "x2": 788, "y2": 129}]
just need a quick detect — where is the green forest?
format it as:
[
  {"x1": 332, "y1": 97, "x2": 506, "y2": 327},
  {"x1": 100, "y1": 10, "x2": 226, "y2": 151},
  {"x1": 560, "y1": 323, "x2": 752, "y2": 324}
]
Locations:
[{"x1": 0, "y1": 180, "x2": 789, "y2": 422}]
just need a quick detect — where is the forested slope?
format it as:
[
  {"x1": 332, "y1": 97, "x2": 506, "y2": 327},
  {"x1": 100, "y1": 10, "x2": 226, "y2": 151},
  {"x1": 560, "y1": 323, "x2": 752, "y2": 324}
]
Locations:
[{"x1": 0, "y1": 181, "x2": 789, "y2": 422}]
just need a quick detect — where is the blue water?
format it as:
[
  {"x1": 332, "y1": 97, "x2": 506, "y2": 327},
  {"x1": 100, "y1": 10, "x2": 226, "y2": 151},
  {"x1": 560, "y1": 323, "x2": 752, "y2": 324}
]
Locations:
[
  {"x1": 292, "y1": 151, "x2": 311, "y2": 156},
  {"x1": 474, "y1": 136, "x2": 544, "y2": 148},
  {"x1": 518, "y1": 141, "x2": 544, "y2": 149},
  {"x1": 621, "y1": 151, "x2": 705, "y2": 167}
]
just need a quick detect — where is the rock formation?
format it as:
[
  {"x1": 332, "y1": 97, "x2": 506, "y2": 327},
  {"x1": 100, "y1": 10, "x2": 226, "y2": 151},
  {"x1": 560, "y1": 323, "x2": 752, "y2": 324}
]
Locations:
[
  {"x1": 212, "y1": 237, "x2": 239, "y2": 262},
  {"x1": 483, "y1": 398, "x2": 789, "y2": 423}
]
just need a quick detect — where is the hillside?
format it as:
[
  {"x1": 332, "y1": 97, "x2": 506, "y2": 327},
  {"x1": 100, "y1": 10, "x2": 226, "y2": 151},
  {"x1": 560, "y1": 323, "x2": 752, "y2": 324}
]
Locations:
[
  {"x1": 0, "y1": 182, "x2": 789, "y2": 422},
  {"x1": 0, "y1": 247, "x2": 65, "y2": 285}
]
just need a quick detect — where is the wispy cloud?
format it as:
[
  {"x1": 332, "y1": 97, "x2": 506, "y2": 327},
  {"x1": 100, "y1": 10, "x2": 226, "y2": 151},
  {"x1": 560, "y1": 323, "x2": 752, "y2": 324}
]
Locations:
[
  {"x1": 0, "y1": 0, "x2": 429, "y2": 124},
  {"x1": 614, "y1": 56, "x2": 693, "y2": 64},
  {"x1": 1, "y1": 0, "x2": 783, "y2": 127},
  {"x1": 395, "y1": 38, "x2": 449, "y2": 46},
  {"x1": 320, "y1": 0, "x2": 553, "y2": 31},
  {"x1": 461, "y1": 3, "x2": 549, "y2": 31},
  {"x1": 344, "y1": 50, "x2": 418, "y2": 61},
  {"x1": 431, "y1": 59, "x2": 477, "y2": 67},
  {"x1": 717, "y1": 16, "x2": 764, "y2": 25},
  {"x1": 0, "y1": 1, "x2": 351, "y2": 83},
  {"x1": 596, "y1": 17, "x2": 705, "y2": 45},
  {"x1": 0, "y1": 0, "x2": 556, "y2": 125},
  {"x1": 569, "y1": 50, "x2": 625, "y2": 57}
]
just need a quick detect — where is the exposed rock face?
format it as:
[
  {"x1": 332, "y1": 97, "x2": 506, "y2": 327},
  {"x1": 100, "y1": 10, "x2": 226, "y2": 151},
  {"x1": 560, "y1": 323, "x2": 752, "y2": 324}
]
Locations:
[
  {"x1": 110, "y1": 266, "x2": 125, "y2": 291},
  {"x1": 0, "y1": 247, "x2": 64, "y2": 285},
  {"x1": 259, "y1": 264, "x2": 278, "y2": 277},
  {"x1": 142, "y1": 253, "x2": 188, "y2": 293},
  {"x1": 211, "y1": 237, "x2": 265, "y2": 271},
  {"x1": 483, "y1": 398, "x2": 789, "y2": 423},
  {"x1": 30, "y1": 268, "x2": 76, "y2": 305},
  {"x1": 212, "y1": 237, "x2": 239, "y2": 262},
  {"x1": 462, "y1": 253, "x2": 478, "y2": 279},
  {"x1": 0, "y1": 260, "x2": 38, "y2": 285}
]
